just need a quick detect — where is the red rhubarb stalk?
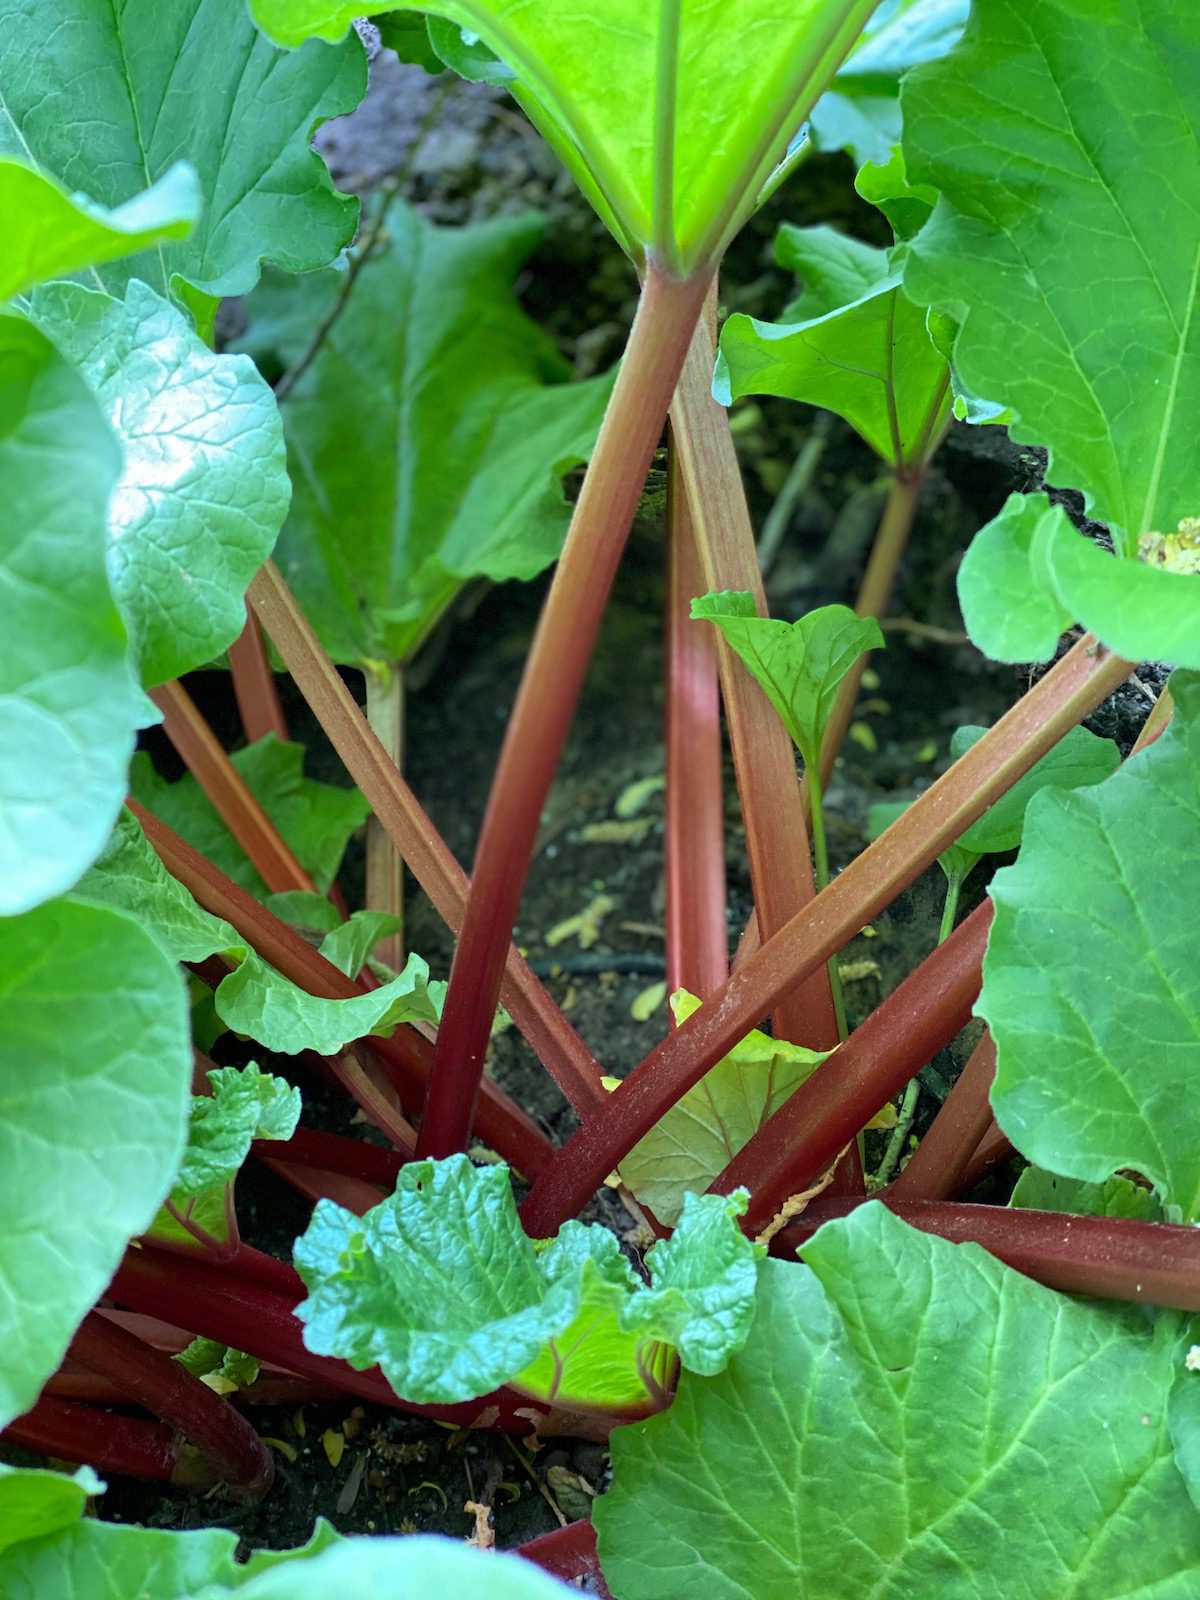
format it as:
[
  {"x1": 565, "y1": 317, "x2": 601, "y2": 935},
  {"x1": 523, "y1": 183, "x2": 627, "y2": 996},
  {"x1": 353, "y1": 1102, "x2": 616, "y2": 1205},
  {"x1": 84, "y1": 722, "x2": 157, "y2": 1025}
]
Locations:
[
  {"x1": 2, "y1": 1395, "x2": 179, "y2": 1483},
  {"x1": 228, "y1": 606, "x2": 290, "y2": 744},
  {"x1": 518, "y1": 1520, "x2": 613, "y2": 1597}
]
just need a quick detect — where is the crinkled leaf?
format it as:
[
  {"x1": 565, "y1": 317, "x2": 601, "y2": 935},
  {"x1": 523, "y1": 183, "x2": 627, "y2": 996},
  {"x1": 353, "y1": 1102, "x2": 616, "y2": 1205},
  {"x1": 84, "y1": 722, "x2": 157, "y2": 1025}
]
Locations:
[
  {"x1": 251, "y1": 0, "x2": 880, "y2": 273},
  {"x1": 717, "y1": 232, "x2": 950, "y2": 468},
  {"x1": 618, "y1": 990, "x2": 830, "y2": 1225},
  {"x1": 0, "y1": 160, "x2": 198, "y2": 302},
  {"x1": 173, "y1": 1066, "x2": 300, "y2": 1198},
  {"x1": 903, "y1": 0, "x2": 1200, "y2": 550},
  {"x1": 77, "y1": 810, "x2": 439, "y2": 1056},
  {"x1": 1010, "y1": 1168, "x2": 1163, "y2": 1223},
  {"x1": 0, "y1": 1464, "x2": 103, "y2": 1557},
  {"x1": 0, "y1": 314, "x2": 144, "y2": 914},
  {"x1": 596, "y1": 1204, "x2": 1200, "y2": 1599},
  {"x1": 983, "y1": 673, "x2": 1200, "y2": 1220},
  {"x1": 0, "y1": 0, "x2": 365, "y2": 301},
  {"x1": 321, "y1": 911, "x2": 406, "y2": 978},
  {"x1": 294, "y1": 1155, "x2": 761, "y2": 1411},
  {"x1": 27, "y1": 281, "x2": 288, "y2": 685},
  {"x1": 809, "y1": 0, "x2": 968, "y2": 165},
  {"x1": 132, "y1": 737, "x2": 369, "y2": 898},
  {"x1": 174, "y1": 1338, "x2": 261, "y2": 1395},
  {"x1": 239, "y1": 203, "x2": 611, "y2": 668},
  {"x1": 692, "y1": 593, "x2": 882, "y2": 768},
  {"x1": 0, "y1": 897, "x2": 190, "y2": 1428},
  {"x1": 960, "y1": 493, "x2": 1200, "y2": 668}
]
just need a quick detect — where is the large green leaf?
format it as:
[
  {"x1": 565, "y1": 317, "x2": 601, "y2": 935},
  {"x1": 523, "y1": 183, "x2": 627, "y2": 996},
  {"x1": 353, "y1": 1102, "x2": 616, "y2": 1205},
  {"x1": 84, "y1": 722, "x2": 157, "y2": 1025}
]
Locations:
[
  {"x1": 617, "y1": 990, "x2": 830, "y2": 1225},
  {"x1": 294, "y1": 1155, "x2": 761, "y2": 1411},
  {"x1": 251, "y1": 0, "x2": 879, "y2": 273},
  {"x1": 903, "y1": 0, "x2": 1200, "y2": 551},
  {"x1": 0, "y1": 314, "x2": 145, "y2": 915},
  {"x1": 716, "y1": 226, "x2": 951, "y2": 468},
  {"x1": 28, "y1": 281, "x2": 288, "y2": 685},
  {"x1": 959, "y1": 493, "x2": 1200, "y2": 669},
  {"x1": 0, "y1": 0, "x2": 365, "y2": 302},
  {"x1": 0, "y1": 1464, "x2": 102, "y2": 1557},
  {"x1": 596, "y1": 1204, "x2": 1200, "y2": 1599},
  {"x1": 239, "y1": 203, "x2": 612, "y2": 669},
  {"x1": 0, "y1": 160, "x2": 198, "y2": 303},
  {"x1": 77, "y1": 810, "x2": 439, "y2": 1056},
  {"x1": 131, "y1": 737, "x2": 369, "y2": 898},
  {"x1": 0, "y1": 897, "x2": 191, "y2": 1428},
  {"x1": 983, "y1": 672, "x2": 1200, "y2": 1220}
]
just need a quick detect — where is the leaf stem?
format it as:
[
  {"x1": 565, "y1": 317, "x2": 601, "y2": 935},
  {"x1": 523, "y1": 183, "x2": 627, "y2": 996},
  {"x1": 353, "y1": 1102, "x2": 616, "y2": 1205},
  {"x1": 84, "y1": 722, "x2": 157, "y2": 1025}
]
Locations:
[
  {"x1": 517, "y1": 1519, "x2": 611, "y2": 1598},
  {"x1": 365, "y1": 662, "x2": 405, "y2": 971},
  {"x1": 651, "y1": 0, "x2": 681, "y2": 269},
  {"x1": 228, "y1": 606, "x2": 290, "y2": 744},
  {"x1": 418, "y1": 264, "x2": 713, "y2": 1159},
  {"x1": 1, "y1": 1395, "x2": 180, "y2": 1484},
  {"x1": 886, "y1": 1032, "x2": 997, "y2": 1203},
  {"x1": 938, "y1": 866, "x2": 965, "y2": 946}
]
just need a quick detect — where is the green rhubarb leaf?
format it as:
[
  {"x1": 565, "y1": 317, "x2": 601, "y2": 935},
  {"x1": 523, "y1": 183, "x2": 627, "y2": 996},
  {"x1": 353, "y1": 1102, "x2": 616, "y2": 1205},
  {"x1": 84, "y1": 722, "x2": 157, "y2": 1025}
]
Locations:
[
  {"x1": 373, "y1": 14, "x2": 444, "y2": 71},
  {"x1": 27, "y1": 281, "x2": 288, "y2": 685},
  {"x1": 0, "y1": 1464, "x2": 103, "y2": 1557},
  {"x1": 0, "y1": 897, "x2": 190, "y2": 1429},
  {"x1": 76, "y1": 810, "x2": 439, "y2": 1057},
  {"x1": 853, "y1": 146, "x2": 938, "y2": 242},
  {"x1": 223, "y1": 1538, "x2": 576, "y2": 1599},
  {"x1": 952, "y1": 723, "x2": 1120, "y2": 855},
  {"x1": 0, "y1": 160, "x2": 198, "y2": 303},
  {"x1": 1010, "y1": 1168, "x2": 1164, "y2": 1223},
  {"x1": 321, "y1": 912, "x2": 407, "y2": 978},
  {"x1": 960, "y1": 493, "x2": 1200, "y2": 668},
  {"x1": 239, "y1": 203, "x2": 612, "y2": 669},
  {"x1": 618, "y1": 990, "x2": 830, "y2": 1225},
  {"x1": 716, "y1": 229, "x2": 951, "y2": 469},
  {"x1": 0, "y1": 0, "x2": 365, "y2": 301},
  {"x1": 0, "y1": 314, "x2": 145, "y2": 915},
  {"x1": 294, "y1": 1155, "x2": 761, "y2": 1411},
  {"x1": 131, "y1": 737, "x2": 369, "y2": 899},
  {"x1": 809, "y1": 0, "x2": 968, "y2": 165},
  {"x1": 903, "y1": 0, "x2": 1200, "y2": 551},
  {"x1": 250, "y1": 0, "x2": 879, "y2": 273},
  {"x1": 983, "y1": 672, "x2": 1200, "y2": 1220},
  {"x1": 266, "y1": 890, "x2": 344, "y2": 937},
  {"x1": 174, "y1": 1338, "x2": 261, "y2": 1395},
  {"x1": 596, "y1": 1203, "x2": 1200, "y2": 1599},
  {"x1": 692, "y1": 592, "x2": 882, "y2": 769}
]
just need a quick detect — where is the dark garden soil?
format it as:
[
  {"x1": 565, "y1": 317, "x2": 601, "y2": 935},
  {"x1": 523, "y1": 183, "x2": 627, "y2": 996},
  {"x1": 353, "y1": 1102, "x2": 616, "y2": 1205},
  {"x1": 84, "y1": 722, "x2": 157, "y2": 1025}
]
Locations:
[{"x1": 43, "y1": 31, "x2": 1164, "y2": 1565}]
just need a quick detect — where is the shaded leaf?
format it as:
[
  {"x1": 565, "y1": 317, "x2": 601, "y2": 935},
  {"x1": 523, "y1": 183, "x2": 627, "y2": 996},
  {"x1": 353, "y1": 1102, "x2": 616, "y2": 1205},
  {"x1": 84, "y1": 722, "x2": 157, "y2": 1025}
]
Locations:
[
  {"x1": 0, "y1": 0, "x2": 365, "y2": 301},
  {"x1": 951, "y1": 723, "x2": 1120, "y2": 855},
  {"x1": 596, "y1": 1204, "x2": 1200, "y2": 1599},
  {"x1": 0, "y1": 898, "x2": 190, "y2": 1428},
  {"x1": 28, "y1": 281, "x2": 288, "y2": 685},
  {"x1": 0, "y1": 314, "x2": 144, "y2": 915},
  {"x1": 321, "y1": 912, "x2": 406, "y2": 978},
  {"x1": 1010, "y1": 1168, "x2": 1163, "y2": 1223},
  {"x1": 983, "y1": 673, "x2": 1200, "y2": 1219},
  {"x1": 239, "y1": 203, "x2": 612, "y2": 669},
  {"x1": 131, "y1": 737, "x2": 369, "y2": 898}
]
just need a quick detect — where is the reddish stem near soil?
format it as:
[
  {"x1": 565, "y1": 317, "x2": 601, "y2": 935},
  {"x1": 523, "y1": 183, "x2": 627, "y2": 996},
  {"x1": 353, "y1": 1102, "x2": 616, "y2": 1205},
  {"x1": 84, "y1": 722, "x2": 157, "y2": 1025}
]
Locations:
[
  {"x1": 148, "y1": 679, "x2": 318, "y2": 896},
  {"x1": 773, "y1": 1196, "x2": 1200, "y2": 1311},
  {"x1": 714, "y1": 901, "x2": 991, "y2": 1234},
  {"x1": 955, "y1": 1121, "x2": 1015, "y2": 1192},
  {"x1": 518, "y1": 1519, "x2": 613, "y2": 1598},
  {"x1": 665, "y1": 425, "x2": 728, "y2": 999},
  {"x1": 108, "y1": 1244, "x2": 542, "y2": 1434},
  {"x1": 133, "y1": 803, "x2": 552, "y2": 1177},
  {"x1": 520, "y1": 637, "x2": 1130, "y2": 1236},
  {"x1": 252, "y1": 1125, "x2": 404, "y2": 1189},
  {"x1": 228, "y1": 605, "x2": 290, "y2": 744},
  {"x1": 419, "y1": 264, "x2": 714, "y2": 1159},
  {"x1": 2, "y1": 1395, "x2": 180, "y2": 1483},
  {"x1": 672, "y1": 309, "x2": 838, "y2": 1052},
  {"x1": 248, "y1": 561, "x2": 606, "y2": 1120},
  {"x1": 68, "y1": 1310, "x2": 274, "y2": 1500},
  {"x1": 886, "y1": 1031, "x2": 997, "y2": 1203}
]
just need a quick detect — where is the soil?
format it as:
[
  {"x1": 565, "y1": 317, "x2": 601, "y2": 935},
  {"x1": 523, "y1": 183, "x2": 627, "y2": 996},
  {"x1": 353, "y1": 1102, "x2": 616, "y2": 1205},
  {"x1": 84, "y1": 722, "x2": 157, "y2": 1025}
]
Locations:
[{"x1": 39, "y1": 32, "x2": 1165, "y2": 1569}]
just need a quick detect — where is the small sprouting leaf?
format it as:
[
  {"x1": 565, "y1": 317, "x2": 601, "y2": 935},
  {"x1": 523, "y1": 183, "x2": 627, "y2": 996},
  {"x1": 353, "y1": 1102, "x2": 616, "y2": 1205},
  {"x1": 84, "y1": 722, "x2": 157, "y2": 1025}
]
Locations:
[
  {"x1": 0, "y1": 314, "x2": 145, "y2": 915},
  {"x1": 959, "y1": 493, "x2": 1200, "y2": 668},
  {"x1": 174, "y1": 1066, "x2": 300, "y2": 1200},
  {"x1": 174, "y1": 1338, "x2": 261, "y2": 1395},
  {"x1": 716, "y1": 228, "x2": 950, "y2": 469},
  {"x1": 294, "y1": 1155, "x2": 762, "y2": 1412},
  {"x1": 692, "y1": 593, "x2": 882, "y2": 769},
  {"x1": 76, "y1": 810, "x2": 439, "y2": 1057},
  {"x1": 903, "y1": 0, "x2": 1200, "y2": 549},
  {"x1": 1010, "y1": 1168, "x2": 1163, "y2": 1224},
  {"x1": 618, "y1": 990, "x2": 830, "y2": 1225},
  {"x1": 132, "y1": 737, "x2": 370, "y2": 899},
  {"x1": 983, "y1": 672, "x2": 1200, "y2": 1219},
  {"x1": 320, "y1": 912, "x2": 406, "y2": 979},
  {"x1": 251, "y1": 0, "x2": 882, "y2": 273},
  {"x1": 0, "y1": 159, "x2": 198, "y2": 302},
  {"x1": 596, "y1": 1204, "x2": 1200, "y2": 1599},
  {"x1": 239, "y1": 202, "x2": 612, "y2": 670},
  {"x1": 0, "y1": 0, "x2": 366, "y2": 301},
  {"x1": 0, "y1": 897, "x2": 191, "y2": 1429},
  {"x1": 27, "y1": 281, "x2": 288, "y2": 686}
]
